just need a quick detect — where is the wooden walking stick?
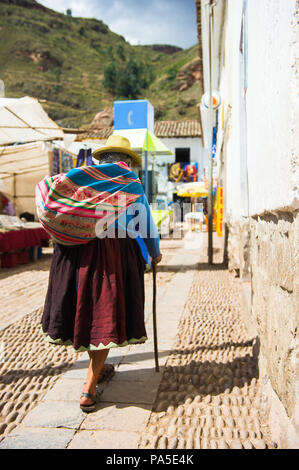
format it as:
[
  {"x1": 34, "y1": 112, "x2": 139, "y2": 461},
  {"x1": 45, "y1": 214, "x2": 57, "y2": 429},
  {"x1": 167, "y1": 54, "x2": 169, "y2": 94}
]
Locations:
[{"x1": 152, "y1": 262, "x2": 159, "y2": 372}]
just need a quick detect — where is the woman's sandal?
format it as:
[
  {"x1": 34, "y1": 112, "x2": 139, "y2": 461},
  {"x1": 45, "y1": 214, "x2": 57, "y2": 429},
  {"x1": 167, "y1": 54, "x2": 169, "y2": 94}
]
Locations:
[
  {"x1": 97, "y1": 363, "x2": 115, "y2": 384},
  {"x1": 80, "y1": 365, "x2": 115, "y2": 412},
  {"x1": 80, "y1": 392, "x2": 100, "y2": 413}
]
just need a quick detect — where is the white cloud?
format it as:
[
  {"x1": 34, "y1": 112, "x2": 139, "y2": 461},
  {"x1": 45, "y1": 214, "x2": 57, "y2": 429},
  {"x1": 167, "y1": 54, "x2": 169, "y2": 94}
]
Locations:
[{"x1": 37, "y1": 0, "x2": 197, "y2": 49}]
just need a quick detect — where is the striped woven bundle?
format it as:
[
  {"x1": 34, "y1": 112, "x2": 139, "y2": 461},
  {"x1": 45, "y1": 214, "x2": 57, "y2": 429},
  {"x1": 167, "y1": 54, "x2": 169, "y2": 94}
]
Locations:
[{"x1": 36, "y1": 161, "x2": 143, "y2": 246}]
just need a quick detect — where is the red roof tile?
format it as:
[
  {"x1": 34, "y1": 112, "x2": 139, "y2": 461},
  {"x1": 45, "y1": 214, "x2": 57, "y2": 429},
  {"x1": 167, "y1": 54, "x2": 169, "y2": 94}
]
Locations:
[
  {"x1": 77, "y1": 120, "x2": 201, "y2": 140},
  {"x1": 154, "y1": 120, "x2": 201, "y2": 137}
]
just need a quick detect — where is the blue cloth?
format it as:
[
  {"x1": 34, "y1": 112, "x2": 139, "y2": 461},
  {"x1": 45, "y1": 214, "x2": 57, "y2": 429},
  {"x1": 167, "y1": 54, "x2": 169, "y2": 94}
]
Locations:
[{"x1": 76, "y1": 148, "x2": 93, "y2": 167}]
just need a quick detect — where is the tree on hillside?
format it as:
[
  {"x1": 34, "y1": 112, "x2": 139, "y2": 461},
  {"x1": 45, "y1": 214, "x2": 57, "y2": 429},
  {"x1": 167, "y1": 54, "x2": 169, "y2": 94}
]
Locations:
[
  {"x1": 103, "y1": 57, "x2": 154, "y2": 99},
  {"x1": 103, "y1": 62, "x2": 117, "y2": 93},
  {"x1": 117, "y1": 45, "x2": 125, "y2": 61},
  {"x1": 105, "y1": 46, "x2": 114, "y2": 58}
]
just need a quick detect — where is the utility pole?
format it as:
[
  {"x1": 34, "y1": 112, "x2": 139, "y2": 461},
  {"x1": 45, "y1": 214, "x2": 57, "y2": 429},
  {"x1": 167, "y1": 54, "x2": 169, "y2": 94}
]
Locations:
[{"x1": 208, "y1": 1, "x2": 216, "y2": 265}]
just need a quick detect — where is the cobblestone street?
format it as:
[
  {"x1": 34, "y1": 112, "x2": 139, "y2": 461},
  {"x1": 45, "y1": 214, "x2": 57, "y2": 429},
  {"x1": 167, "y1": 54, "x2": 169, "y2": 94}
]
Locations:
[
  {"x1": 139, "y1": 267, "x2": 271, "y2": 449},
  {"x1": 0, "y1": 248, "x2": 53, "y2": 331},
  {"x1": 0, "y1": 231, "x2": 273, "y2": 449}
]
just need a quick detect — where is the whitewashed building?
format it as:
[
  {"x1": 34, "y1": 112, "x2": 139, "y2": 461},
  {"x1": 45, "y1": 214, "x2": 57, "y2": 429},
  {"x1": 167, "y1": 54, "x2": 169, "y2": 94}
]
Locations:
[{"x1": 198, "y1": 0, "x2": 299, "y2": 448}]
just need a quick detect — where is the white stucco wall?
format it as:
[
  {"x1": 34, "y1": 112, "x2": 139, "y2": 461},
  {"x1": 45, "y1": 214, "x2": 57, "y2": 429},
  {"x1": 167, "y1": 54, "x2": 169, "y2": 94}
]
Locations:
[
  {"x1": 216, "y1": 0, "x2": 298, "y2": 218},
  {"x1": 245, "y1": 0, "x2": 298, "y2": 215},
  {"x1": 220, "y1": 1, "x2": 247, "y2": 219}
]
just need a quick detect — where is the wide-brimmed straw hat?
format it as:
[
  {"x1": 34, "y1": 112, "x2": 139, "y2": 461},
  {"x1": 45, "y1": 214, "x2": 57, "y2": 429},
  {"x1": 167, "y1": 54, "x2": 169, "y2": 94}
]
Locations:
[{"x1": 92, "y1": 134, "x2": 141, "y2": 166}]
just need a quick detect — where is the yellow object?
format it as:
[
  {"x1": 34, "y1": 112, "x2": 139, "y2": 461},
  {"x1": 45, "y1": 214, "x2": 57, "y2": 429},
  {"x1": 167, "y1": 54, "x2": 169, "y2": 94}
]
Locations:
[
  {"x1": 92, "y1": 134, "x2": 142, "y2": 166},
  {"x1": 205, "y1": 214, "x2": 216, "y2": 232},
  {"x1": 216, "y1": 187, "x2": 224, "y2": 237},
  {"x1": 152, "y1": 210, "x2": 172, "y2": 227},
  {"x1": 176, "y1": 185, "x2": 208, "y2": 198},
  {"x1": 169, "y1": 163, "x2": 184, "y2": 182},
  {"x1": 176, "y1": 189, "x2": 208, "y2": 198}
]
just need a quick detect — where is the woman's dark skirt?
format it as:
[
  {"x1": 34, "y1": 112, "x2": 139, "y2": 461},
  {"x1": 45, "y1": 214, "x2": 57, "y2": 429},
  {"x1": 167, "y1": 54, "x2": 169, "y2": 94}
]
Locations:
[{"x1": 41, "y1": 236, "x2": 147, "y2": 351}]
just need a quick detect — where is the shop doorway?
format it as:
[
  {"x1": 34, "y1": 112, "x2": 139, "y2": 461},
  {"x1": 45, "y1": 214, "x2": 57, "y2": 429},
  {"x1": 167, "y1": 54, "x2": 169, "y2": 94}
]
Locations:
[{"x1": 175, "y1": 148, "x2": 190, "y2": 163}]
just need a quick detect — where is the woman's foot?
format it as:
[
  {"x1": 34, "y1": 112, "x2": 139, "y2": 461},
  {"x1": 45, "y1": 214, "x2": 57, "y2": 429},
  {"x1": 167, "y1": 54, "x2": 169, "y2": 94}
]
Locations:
[
  {"x1": 97, "y1": 363, "x2": 115, "y2": 383},
  {"x1": 80, "y1": 349, "x2": 109, "y2": 410},
  {"x1": 80, "y1": 391, "x2": 100, "y2": 412},
  {"x1": 80, "y1": 384, "x2": 97, "y2": 407}
]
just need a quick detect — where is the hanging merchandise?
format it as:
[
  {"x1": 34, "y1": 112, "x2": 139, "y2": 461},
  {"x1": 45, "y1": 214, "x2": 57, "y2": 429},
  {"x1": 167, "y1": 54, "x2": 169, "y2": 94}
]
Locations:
[
  {"x1": 75, "y1": 148, "x2": 93, "y2": 167},
  {"x1": 52, "y1": 148, "x2": 60, "y2": 176},
  {"x1": 61, "y1": 150, "x2": 74, "y2": 173},
  {"x1": 51, "y1": 148, "x2": 74, "y2": 175}
]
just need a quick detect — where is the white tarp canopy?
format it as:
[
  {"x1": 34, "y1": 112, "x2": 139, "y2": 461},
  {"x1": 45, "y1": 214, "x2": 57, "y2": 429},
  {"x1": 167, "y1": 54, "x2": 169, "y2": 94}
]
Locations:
[
  {"x1": 0, "y1": 141, "x2": 51, "y2": 216},
  {"x1": 0, "y1": 139, "x2": 101, "y2": 216},
  {"x1": 53, "y1": 139, "x2": 101, "y2": 158},
  {"x1": 0, "y1": 96, "x2": 64, "y2": 146}
]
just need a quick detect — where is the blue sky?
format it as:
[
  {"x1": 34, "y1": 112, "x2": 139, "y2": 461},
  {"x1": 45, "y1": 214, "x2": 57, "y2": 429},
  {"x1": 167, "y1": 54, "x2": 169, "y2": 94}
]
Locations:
[{"x1": 37, "y1": 0, "x2": 198, "y2": 49}]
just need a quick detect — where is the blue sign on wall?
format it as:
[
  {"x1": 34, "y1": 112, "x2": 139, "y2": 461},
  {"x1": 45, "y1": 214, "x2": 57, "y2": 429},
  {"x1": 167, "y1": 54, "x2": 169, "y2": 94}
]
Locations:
[
  {"x1": 114, "y1": 100, "x2": 154, "y2": 132},
  {"x1": 212, "y1": 126, "x2": 217, "y2": 159}
]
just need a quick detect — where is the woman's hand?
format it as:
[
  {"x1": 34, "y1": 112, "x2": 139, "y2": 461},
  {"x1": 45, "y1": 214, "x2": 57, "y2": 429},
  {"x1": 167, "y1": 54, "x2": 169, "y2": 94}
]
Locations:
[{"x1": 152, "y1": 254, "x2": 162, "y2": 266}]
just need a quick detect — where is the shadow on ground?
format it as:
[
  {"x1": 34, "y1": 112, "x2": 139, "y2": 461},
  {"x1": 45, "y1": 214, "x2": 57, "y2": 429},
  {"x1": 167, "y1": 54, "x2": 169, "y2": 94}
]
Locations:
[
  {"x1": 157, "y1": 261, "x2": 228, "y2": 273},
  {"x1": 0, "y1": 338, "x2": 261, "y2": 429},
  {"x1": 97, "y1": 345, "x2": 260, "y2": 414},
  {"x1": 0, "y1": 361, "x2": 74, "y2": 389}
]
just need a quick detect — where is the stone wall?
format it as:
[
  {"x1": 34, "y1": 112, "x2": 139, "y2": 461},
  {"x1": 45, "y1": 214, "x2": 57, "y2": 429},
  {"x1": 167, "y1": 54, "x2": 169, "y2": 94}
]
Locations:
[
  {"x1": 226, "y1": 215, "x2": 250, "y2": 279},
  {"x1": 226, "y1": 215, "x2": 257, "y2": 340},
  {"x1": 228, "y1": 210, "x2": 299, "y2": 447},
  {"x1": 249, "y1": 209, "x2": 299, "y2": 448}
]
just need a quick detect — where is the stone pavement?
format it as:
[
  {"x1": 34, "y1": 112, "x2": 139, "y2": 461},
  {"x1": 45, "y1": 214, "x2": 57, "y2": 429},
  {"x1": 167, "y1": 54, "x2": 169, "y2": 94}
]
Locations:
[
  {"x1": 139, "y1": 269, "x2": 271, "y2": 449},
  {"x1": 0, "y1": 248, "x2": 53, "y2": 331},
  {"x1": 0, "y1": 230, "x2": 273, "y2": 449}
]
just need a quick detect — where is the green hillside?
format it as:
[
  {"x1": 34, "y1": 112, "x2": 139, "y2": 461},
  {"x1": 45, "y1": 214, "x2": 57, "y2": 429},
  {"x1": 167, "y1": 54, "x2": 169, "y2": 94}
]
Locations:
[{"x1": 0, "y1": 0, "x2": 202, "y2": 128}]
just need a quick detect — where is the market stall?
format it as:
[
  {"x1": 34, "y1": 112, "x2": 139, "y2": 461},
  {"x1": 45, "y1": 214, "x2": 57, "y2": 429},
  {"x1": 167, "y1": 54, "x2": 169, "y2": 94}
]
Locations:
[
  {"x1": 0, "y1": 141, "x2": 52, "y2": 215},
  {"x1": 0, "y1": 96, "x2": 64, "y2": 215},
  {"x1": 0, "y1": 215, "x2": 50, "y2": 268},
  {"x1": 0, "y1": 96, "x2": 63, "y2": 267},
  {"x1": 175, "y1": 182, "x2": 211, "y2": 231}
]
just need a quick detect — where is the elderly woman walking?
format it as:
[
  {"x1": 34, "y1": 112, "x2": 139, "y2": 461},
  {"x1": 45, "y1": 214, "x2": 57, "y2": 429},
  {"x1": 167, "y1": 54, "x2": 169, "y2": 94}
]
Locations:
[{"x1": 36, "y1": 135, "x2": 162, "y2": 412}]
